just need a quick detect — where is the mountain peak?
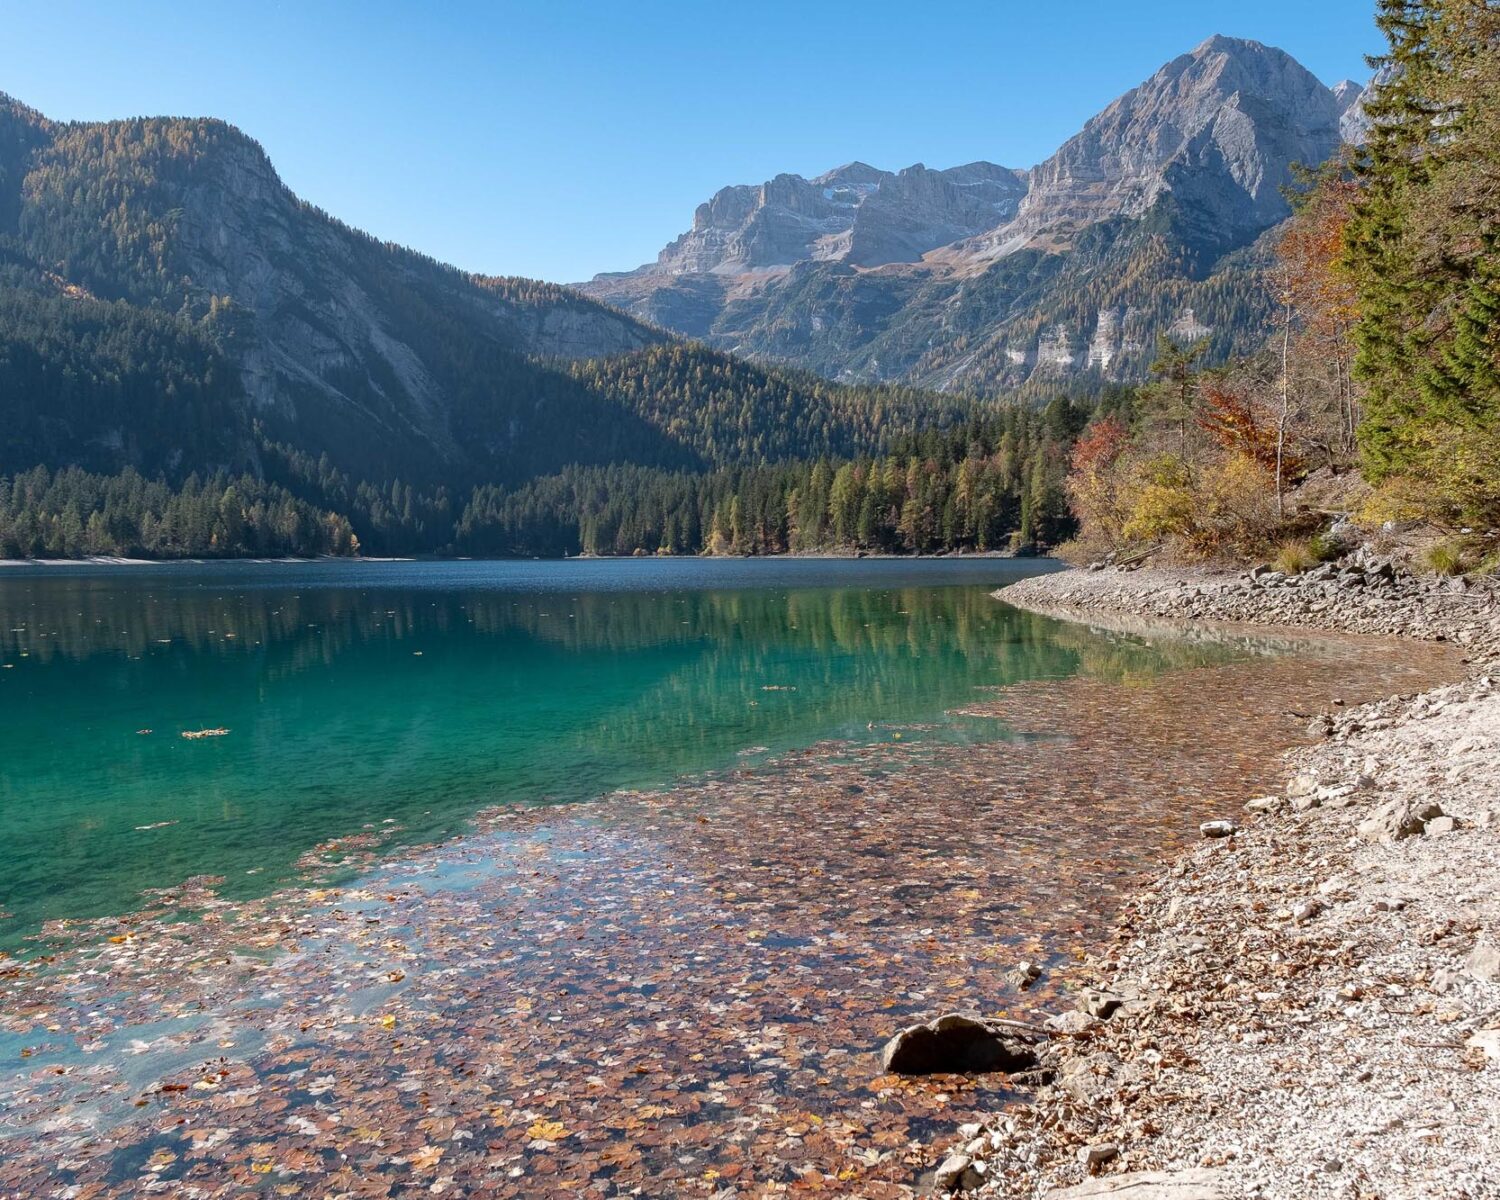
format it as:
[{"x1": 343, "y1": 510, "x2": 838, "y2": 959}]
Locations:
[
  {"x1": 1192, "y1": 33, "x2": 1268, "y2": 56},
  {"x1": 639, "y1": 156, "x2": 1026, "y2": 276},
  {"x1": 812, "y1": 161, "x2": 886, "y2": 187},
  {"x1": 994, "y1": 33, "x2": 1341, "y2": 250}
]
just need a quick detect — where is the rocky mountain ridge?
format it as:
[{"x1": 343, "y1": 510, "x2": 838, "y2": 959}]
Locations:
[
  {"x1": 582, "y1": 36, "x2": 1363, "y2": 396},
  {"x1": 644, "y1": 159, "x2": 1029, "y2": 276}
]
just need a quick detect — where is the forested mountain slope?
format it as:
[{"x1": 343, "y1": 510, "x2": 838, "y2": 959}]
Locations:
[
  {"x1": 0, "y1": 90, "x2": 998, "y2": 557},
  {"x1": 0, "y1": 91, "x2": 964, "y2": 494}
]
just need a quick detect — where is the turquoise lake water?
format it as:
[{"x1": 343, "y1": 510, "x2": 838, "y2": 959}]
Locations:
[{"x1": 0, "y1": 555, "x2": 1254, "y2": 948}]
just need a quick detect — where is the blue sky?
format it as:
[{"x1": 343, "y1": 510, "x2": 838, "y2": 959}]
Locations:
[{"x1": 0, "y1": 0, "x2": 1383, "y2": 283}]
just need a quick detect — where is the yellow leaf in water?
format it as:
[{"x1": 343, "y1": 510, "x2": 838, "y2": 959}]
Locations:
[
  {"x1": 526, "y1": 1119, "x2": 567, "y2": 1141},
  {"x1": 408, "y1": 1145, "x2": 444, "y2": 1170},
  {"x1": 251, "y1": 1162, "x2": 275, "y2": 1174},
  {"x1": 378, "y1": 1014, "x2": 397, "y2": 1029}
]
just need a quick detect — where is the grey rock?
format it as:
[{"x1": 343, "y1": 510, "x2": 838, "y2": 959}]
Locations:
[
  {"x1": 1044, "y1": 1168, "x2": 1227, "y2": 1199},
  {"x1": 1357, "y1": 798, "x2": 1444, "y2": 842},
  {"x1": 1199, "y1": 820, "x2": 1238, "y2": 839},
  {"x1": 1467, "y1": 942, "x2": 1500, "y2": 982},
  {"x1": 1059, "y1": 1052, "x2": 1122, "y2": 1104},
  {"x1": 1008, "y1": 961, "x2": 1044, "y2": 990},
  {"x1": 933, "y1": 1152, "x2": 976, "y2": 1192},
  {"x1": 881, "y1": 1013, "x2": 1041, "y2": 1075},
  {"x1": 1079, "y1": 1142, "x2": 1120, "y2": 1169},
  {"x1": 1292, "y1": 898, "x2": 1326, "y2": 923},
  {"x1": 1430, "y1": 967, "x2": 1459, "y2": 994},
  {"x1": 1047, "y1": 1010, "x2": 1102, "y2": 1035},
  {"x1": 1079, "y1": 988, "x2": 1126, "y2": 1019}
]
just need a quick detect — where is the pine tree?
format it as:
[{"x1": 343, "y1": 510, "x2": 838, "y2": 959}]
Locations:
[{"x1": 1345, "y1": 0, "x2": 1500, "y2": 521}]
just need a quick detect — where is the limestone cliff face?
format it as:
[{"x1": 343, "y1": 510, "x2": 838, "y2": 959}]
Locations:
[
  {"x1": 847, "y1": 163, "x2": 1029, "y2": 267},
  {"x1": 1336, "y1": 64, "x2": 1398, "y2": 145},
  {"x1": 1332, "y1": 77, "x2": 1367, "y2": 141},
  {"x1": 993, "y1": 36, "x2": 1343, "y2": 253},
  {"x1": 646, "y1": 160, "x2": 1027, "y2": 276},
  {"x1": 583, "y1": 36, "x2": 1359, "y2": 395}
]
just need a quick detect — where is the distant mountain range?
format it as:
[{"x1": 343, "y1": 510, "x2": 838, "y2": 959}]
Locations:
[
  {"x1": 581, "y1": 36, "x2": 1367, "y2": 396},
  {"x1": 0, "y1": 92, "x2": 961, "y2": 490},
  {"x1": 0, "y1": 33, "x2": 1373, "y2": 501}
]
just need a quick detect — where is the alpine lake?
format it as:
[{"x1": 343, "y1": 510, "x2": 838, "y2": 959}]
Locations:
[{"x1": 0, "y1": 558, "x2": 1462, "y2": 1196}]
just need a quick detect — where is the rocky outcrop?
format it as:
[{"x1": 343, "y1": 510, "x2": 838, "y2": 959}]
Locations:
[
  {"x1": 1333, "y1": 78, "x2": 1367, "y2": 142},
  {"x1": 1338, "y1": 64, "x2": 1398, "y2": 145}
]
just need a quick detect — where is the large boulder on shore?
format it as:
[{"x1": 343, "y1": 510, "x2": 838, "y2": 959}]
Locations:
[{"x1": 881, "y1": 1013, "x2": 1041, "y2": 1075}]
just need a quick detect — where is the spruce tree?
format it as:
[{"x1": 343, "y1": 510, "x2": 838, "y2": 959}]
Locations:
[{"x1": 1346, "y1": 0, "x2": 1500, "y2": 523}]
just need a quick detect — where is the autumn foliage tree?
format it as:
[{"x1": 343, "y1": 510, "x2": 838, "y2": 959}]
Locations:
[
  {"x1": 1063, "y1": 416, "x2": 1133, "y2": 551},
  {"x1": 1195, "y1": 380, "x2": 1295, "y2": 475},
  {"x1": 1279, "y1": 163, "x2": 1364, "y2": 460}
]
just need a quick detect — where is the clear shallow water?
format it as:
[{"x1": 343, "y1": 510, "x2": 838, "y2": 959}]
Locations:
[
  {"x1": 0, "y1": 555, "x2": 1260, "y2": 947},
  {"x1": 0, "y1": 552, "x2": 1290, "y2": 948},
  {"x1": 0, "y1": 559, "x2": 1467, "y2": 1196}
]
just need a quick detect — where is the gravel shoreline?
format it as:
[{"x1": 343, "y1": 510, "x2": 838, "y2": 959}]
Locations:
[{"x1": 935, "y1": 564, "x2": 1500, "y2": 1200}]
